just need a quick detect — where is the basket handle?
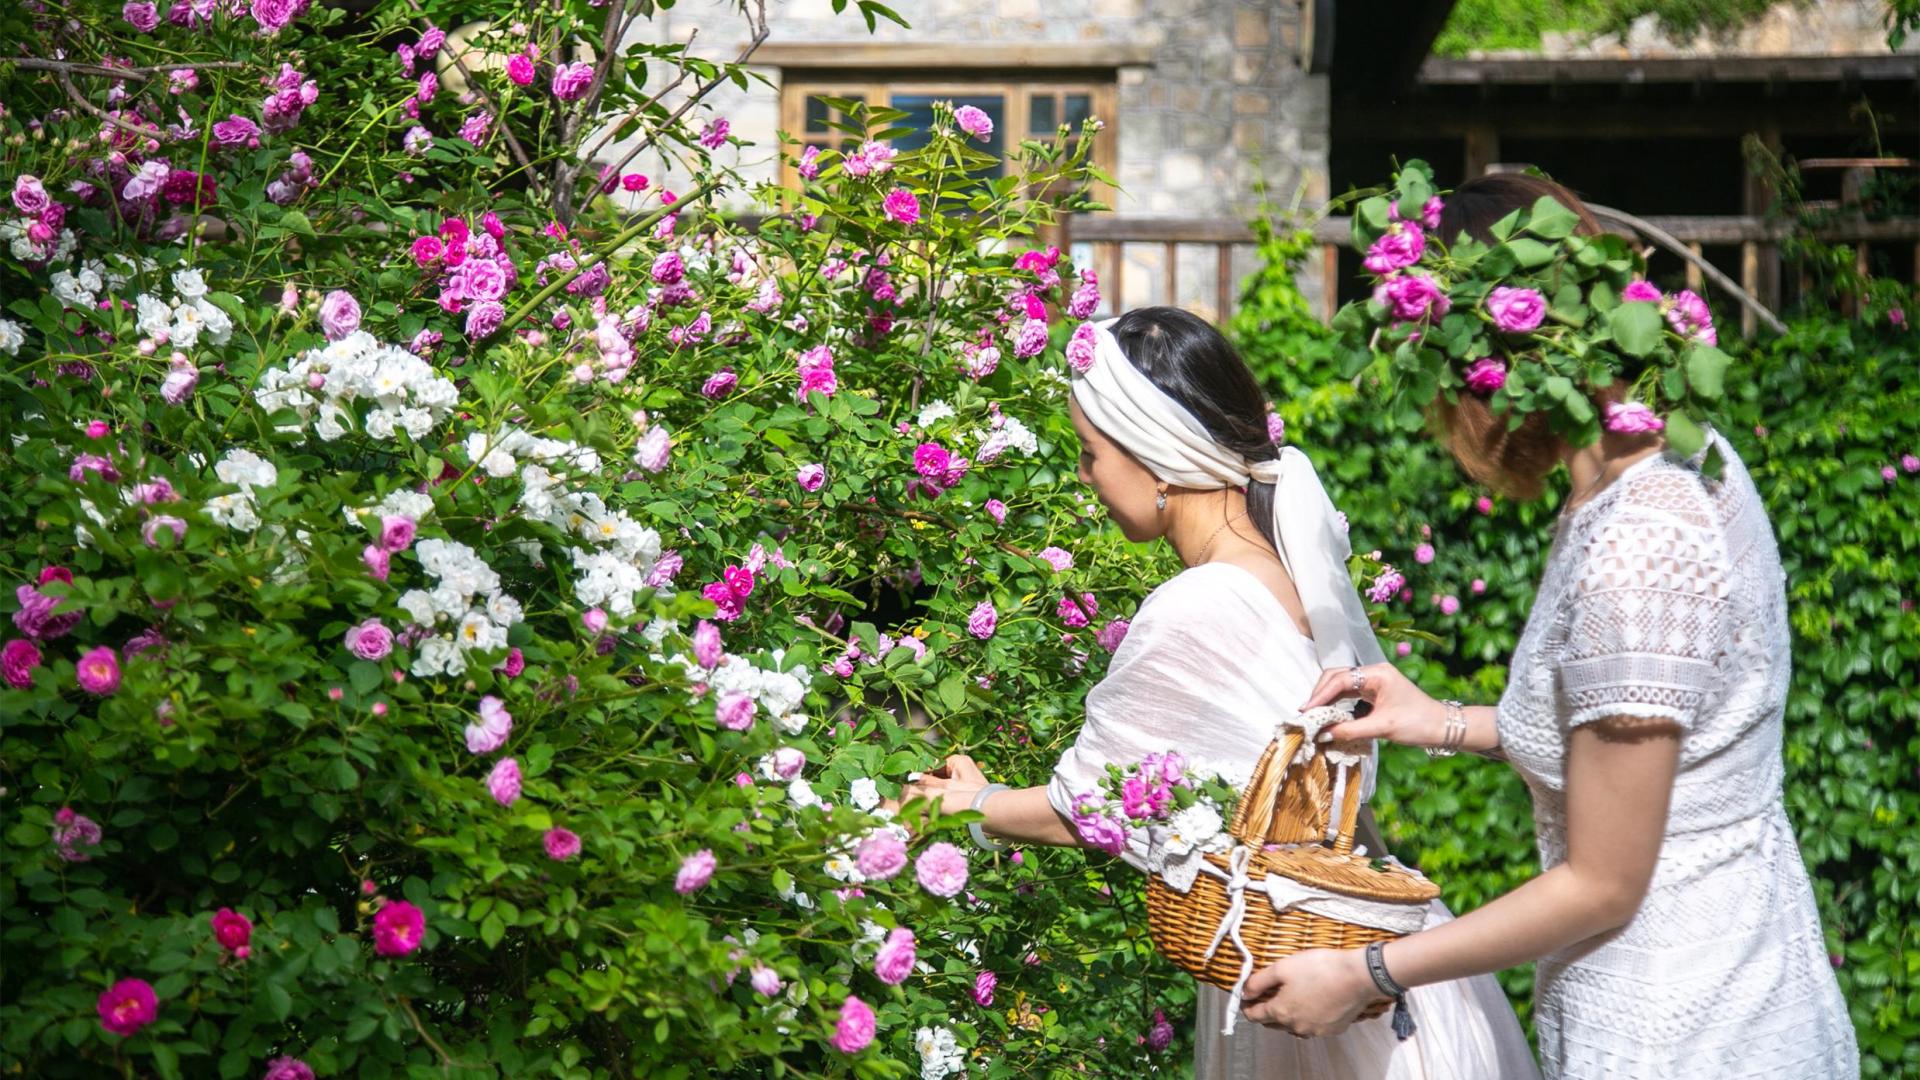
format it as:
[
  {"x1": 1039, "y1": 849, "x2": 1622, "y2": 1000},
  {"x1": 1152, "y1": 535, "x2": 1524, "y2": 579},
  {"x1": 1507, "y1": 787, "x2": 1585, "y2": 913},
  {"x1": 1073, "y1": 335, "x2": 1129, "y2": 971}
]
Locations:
[{"x1": 1226, "y1": 728, "x2": 1371, "y2": 851}]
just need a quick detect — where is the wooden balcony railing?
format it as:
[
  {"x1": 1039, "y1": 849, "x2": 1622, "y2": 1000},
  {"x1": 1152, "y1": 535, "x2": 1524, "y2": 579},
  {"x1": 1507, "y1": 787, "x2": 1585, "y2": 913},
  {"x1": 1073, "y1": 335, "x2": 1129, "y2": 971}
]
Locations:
[{"x1": 1055, "y1": 213, "x2": 1920, "y2": 337}]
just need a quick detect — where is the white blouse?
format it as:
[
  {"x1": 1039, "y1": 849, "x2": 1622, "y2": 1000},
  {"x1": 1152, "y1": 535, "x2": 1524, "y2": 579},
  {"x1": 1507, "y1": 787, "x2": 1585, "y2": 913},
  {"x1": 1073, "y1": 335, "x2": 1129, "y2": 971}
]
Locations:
[
  {"x1": 1496, "y1": 434, "x2": 1857, "y2": 1078},
  {"x1": 1049, "y1": 562, "x2": 1540, "y2": 1080}
]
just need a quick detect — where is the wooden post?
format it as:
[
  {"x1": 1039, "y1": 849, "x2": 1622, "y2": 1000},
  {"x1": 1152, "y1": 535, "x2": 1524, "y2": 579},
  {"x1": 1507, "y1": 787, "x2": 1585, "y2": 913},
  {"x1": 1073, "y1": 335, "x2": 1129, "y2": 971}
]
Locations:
[
  {"x1": 1106, "y1": 241, "x2": 1123, "y2": 314},
  {"x1": 1163, "y1": 241, "x2": 1178, "y2": 308},
  {"x1": 1216, "y1": 244, "x2": 1234, "y2": 322},
  {"x1": 1743, "y1": 124, "x2": 1783, "y2": 325},
  {"x1": 1464, "y1": 122, "x2": 1500, "y2": 180},
  {"x1": 1685, "y1": 242, "x2": 1704, "y2": 292},
  {"x1": 1321, "y1": 244, "x2": 1340, "y2": 324},
  {"x1": 1740, "y1": 241, "x2": 1759, "y2": 338}
]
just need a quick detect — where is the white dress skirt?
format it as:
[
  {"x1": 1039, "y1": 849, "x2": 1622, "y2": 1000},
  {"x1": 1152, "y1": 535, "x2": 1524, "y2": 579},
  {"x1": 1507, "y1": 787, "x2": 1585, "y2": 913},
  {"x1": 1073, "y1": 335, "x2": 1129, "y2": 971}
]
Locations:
[{"x1": 1048, "y1": 562, "x2": 1541, "y2": 1080}]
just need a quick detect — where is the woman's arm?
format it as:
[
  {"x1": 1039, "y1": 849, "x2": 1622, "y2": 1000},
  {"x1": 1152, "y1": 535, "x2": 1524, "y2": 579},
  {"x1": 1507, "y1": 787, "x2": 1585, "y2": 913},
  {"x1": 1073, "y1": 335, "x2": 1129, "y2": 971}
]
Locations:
[
  {"x1": 896, "y1": 756, "x2": 1082, "y2": 848},
  {"x1": 1239, "y1": 715, "x2": 1681, "y2": 1036},
  {"x1": 1301, "y1": 663, "x2": 1503, "y2": 755}
]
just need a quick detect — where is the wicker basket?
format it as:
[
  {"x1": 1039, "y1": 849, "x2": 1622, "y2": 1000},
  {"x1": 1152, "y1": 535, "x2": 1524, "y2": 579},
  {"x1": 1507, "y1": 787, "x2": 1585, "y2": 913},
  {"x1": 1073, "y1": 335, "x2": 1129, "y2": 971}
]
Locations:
[{"x1": 1144, "y1": 718, "x2": 1438, "y2": 1013}]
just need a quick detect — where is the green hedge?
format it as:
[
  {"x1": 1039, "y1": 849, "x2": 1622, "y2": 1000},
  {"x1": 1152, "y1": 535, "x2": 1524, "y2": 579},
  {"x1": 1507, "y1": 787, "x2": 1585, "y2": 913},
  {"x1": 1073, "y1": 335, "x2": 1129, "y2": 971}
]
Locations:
[{"x1": 1230, "y1": 220, "x2": 1920, "y2": 1074}]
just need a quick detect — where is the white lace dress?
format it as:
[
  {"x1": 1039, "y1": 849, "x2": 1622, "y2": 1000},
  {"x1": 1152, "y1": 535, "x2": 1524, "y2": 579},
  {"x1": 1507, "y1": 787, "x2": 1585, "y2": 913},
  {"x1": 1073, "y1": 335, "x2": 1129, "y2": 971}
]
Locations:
[
  {"x1": 1049, "y1": 562, "x2": 1541, "y2": 1080},
  {"x1": 1495, "y1": 434, "x2": 1857, "y2": 1078}
]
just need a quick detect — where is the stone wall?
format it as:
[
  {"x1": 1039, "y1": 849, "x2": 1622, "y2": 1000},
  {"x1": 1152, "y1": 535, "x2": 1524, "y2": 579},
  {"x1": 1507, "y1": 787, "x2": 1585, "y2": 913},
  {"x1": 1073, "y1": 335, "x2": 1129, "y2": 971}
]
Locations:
[
  {"x1": 1519, "y1": 0, "x2": 1920, "y2": 58},
  {"x1": 604, "y1": 0, "x2": 1332, "y2": 319}
]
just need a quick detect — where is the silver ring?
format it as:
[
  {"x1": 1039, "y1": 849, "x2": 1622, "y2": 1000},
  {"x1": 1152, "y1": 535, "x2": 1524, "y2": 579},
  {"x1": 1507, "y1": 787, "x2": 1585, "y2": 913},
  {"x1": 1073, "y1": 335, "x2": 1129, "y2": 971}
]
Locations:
[{"x1": 1350, "y1": 669, "x2": 1367, "y2": 693}]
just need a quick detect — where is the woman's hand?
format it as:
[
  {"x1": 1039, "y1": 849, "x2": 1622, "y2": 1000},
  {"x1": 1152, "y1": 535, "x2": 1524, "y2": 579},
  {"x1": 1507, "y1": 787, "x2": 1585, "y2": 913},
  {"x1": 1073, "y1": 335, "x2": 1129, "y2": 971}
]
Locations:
[
  {"x1": 889, "y1": 754, "x2": 990, "y2": 817},
  {"x1": 1302, "y1": 663, "x2": 1448, "y2": 749},
  {"x1": 1239, "y1": 947, "x2": 1384, "y2": 1038}
]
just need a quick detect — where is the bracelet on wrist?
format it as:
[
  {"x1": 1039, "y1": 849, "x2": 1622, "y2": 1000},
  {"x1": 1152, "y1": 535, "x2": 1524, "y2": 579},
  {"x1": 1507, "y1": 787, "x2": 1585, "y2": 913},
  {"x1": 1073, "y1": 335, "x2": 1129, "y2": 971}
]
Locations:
[
  {"x1": 1426, "y1": 700, "x2": 1467, "y2": 759},
  {"x1": 1364, "y1": 940, "x2": 1418, "y2": 1041},
  {"x1": 967, "y1": 783, "x2": 1011, "y2": 853}
]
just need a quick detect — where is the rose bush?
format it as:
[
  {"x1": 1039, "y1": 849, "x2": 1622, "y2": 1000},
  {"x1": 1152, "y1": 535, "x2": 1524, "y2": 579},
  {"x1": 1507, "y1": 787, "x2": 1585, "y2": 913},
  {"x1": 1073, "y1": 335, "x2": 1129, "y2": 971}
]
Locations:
[{"x1": 0, "y1": 1, "x2": 1232, "y2": 1076}]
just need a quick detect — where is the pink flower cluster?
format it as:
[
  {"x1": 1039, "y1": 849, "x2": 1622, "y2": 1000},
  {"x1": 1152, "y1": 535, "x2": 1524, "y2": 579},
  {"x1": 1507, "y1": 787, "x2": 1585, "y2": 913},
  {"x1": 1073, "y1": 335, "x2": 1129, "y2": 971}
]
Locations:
[
  {"x1": 701, "y1": 564, "x2": 756, "y2": 622},
  {"x1": 910, "y1": 441, "x2": 971, "y2": 498},
  {"x1": 8, "y1": 175, "x2": 69, "y2": 264},
  {"x1": 1366, "y1": 565, "x2": 1405, "y2": 604},
  {"x1": 53, "y1": 806, "x2": 103, "y2": 862},
  {"x1": 412, "y1": 215, "x2": 517, "y2": 339},
  {"x1": 797, "y1": 344, "x2": 838, "y2": 399},
  {"x1": 841, "y1": 141, "x2": 897, "y2": 179},
  {"x1": 1057, "y1": 592, "x2": 1098, "y2": 629},
  {"x1": 1069, "y1": 793, "x2": 1127, "y2": 856}
]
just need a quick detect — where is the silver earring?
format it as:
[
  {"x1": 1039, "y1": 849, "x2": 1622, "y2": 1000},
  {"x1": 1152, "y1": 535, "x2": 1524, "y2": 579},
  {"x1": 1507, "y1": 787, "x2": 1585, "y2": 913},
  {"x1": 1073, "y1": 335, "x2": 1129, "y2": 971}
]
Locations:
[{"x1": 1155, "y1": 489, "x2": 1167, "y2": 511}]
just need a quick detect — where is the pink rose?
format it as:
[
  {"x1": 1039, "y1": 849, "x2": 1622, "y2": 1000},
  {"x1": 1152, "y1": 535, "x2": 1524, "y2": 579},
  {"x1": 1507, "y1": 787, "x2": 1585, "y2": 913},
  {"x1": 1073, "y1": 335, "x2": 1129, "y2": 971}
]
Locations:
[
  {"x1": 372, "y1": 899, "x2": 425, "y2": 956},
  {"x1": 796, "y1": 463, "x2": 826, "y2": 492},
  {"x1": 76, "y1": 646, "x2": 121, "y2": 695},
  {"x1": 692, "y1": 620, "x2": 725, "y2": 668},
  {"x1": 319, "y1": 290, "x2": 361, "y2": 340},
  {"x1": 465, "y1": 695, "x2": 512, "y2": 754},
  {"x1": 210, "y1": 907, "x2": 252, "y2": 952},
  {"x1": 1095, "y1": 617, "x2": 1130, "y2": 652},
  {"x1": 984, "y1": 499, "x2": 1008, "y2": 525},
  {"x1": 1066, "y1": 322, "x2": 1098, "y2": 373},
  {"x1": 262, "y1": 1057, "x2": 314, "y2": 1080},
  {"x1": 344, "y1": 619, "x2": 393, "y2": 661},
  {"x1": 715, "y1": 691, "x2": 756, "y2": 731},
  {"x1": 2, "y1": 639, "x2": 42, "y2": 688},
  {"x1": 750, "y1": 965, "x2": 784, "y2": 997},
  {"x1": 11, "y1": 175, "x2": 50, "y2": 217},
  {"x1": 966, "y1": 601, "x2": 997, "y2": 640},
  {"x1": 1463, "y1": 357, "x2": 1507, "y2": 394},
  {"x1": 506, "y1": 53, "x2": 535, "y2": 86},
  {"x1": 1603, "y1": 401, "x2": 1666, "y2": 434},
  {"x1": 1439, "y1": 594, "x2": 1460, "y2": 615},
  {"x1": 1664, "y1": 289, "x2": 1716, "y2": 345},
  {"x1": 1622, "y1": 280, "x2": 1663, "y2": 303},
  {"x1": 1486, "y1": 285, "x2": 1546, "y2": 333},
  {"x1": 1372, "y1": 272, "x2": 1450, "y2": 324},
  {"x1": 701, "y1": 368, "x2": 738, "y2": 398},
  {"x1": 882, "y1": 187, "x2": 921, "y2": 225},
  {"x1": 831, "y1": 995, "x2": 877, "y2": 1053},
  {"x1": 1363, "y1": 222, "x2": 1425, "y2": 275},
  {"x1": 1413, "y1": 543, "x2": 1435, "y2": 565},
  {"x1": 379, "y1": 514, "x2": 416, "y2": 553},
  {"x1": 872, "y1": 927, "x2": 916, "y2": 985},
  {"x1": 914, "y1": 841, "x2": 969, "y2": 897},
  {"x1": 855, "y1": 833, "x2": 908, "y2": 880},
  {"x1": 1038, "y1": 546, "x2": 1074, "y2": 572},
  {"x1": 362, "y1": 545, "x2": 391, "y2": 581},
  {"x1": 550, "y1": 61, "x2": 595, "y2": 101},
  {"x1": 954, "y1": 104, "x2": 993, "y2": 139},
  {"x1": 972, "y1": 969, "x2": 997, "y2": 1007},
  {"x1": 543, "y1": 827, "x2": 582, "y2": 861},
  {"x1": 675, "y1": 848, "x2": 716, "y2": 893},
  {"x1": 1012, "y1": 317, "x2": 1049, "y2": 359},
  {"x1": 97, "y1": 978, "x2": 158, "y2": 1037},
  {"x1": 487, "y1": 757, "x2": 522, "y2": 806}
]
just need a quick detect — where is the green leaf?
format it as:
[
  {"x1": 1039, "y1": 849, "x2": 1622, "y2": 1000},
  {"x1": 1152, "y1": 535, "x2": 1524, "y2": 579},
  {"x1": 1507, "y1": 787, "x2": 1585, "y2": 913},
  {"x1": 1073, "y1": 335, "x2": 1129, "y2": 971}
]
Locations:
[
  {"x1": 1609, "y1": 302, "x2": 1663, "y2": 357},
  {"x1": 266, "y1": 981, "x2": 293, "y2": 1021},
  {"x1": 280, "y1": 210, "x2": 317, "y2": 239},
  {"x1": 1665, "y1": 411, "x2": 1706, "y2": 458},
  {"x1": 1526, "y1": 195, "x2": 1580, "y2": 240},
  {"x1": 936, "y1": 674, "x2": 967, "y2": 713},
  {"x1": 1685, "y1": 344, "x2": 1730, "y2": 399},
  {"x1": 348, "y1": 661, "x2": 382, "y2": 695},
  {"x1": 1504, "y1": 238, "x2": 1555, "y2": 268}
]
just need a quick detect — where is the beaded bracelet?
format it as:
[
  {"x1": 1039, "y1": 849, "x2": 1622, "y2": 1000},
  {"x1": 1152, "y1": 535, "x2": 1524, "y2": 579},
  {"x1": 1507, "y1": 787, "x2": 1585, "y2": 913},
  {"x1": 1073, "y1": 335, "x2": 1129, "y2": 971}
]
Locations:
[{"x1": 1427, "y1": 700, "x2": 1468, "y2": 758}]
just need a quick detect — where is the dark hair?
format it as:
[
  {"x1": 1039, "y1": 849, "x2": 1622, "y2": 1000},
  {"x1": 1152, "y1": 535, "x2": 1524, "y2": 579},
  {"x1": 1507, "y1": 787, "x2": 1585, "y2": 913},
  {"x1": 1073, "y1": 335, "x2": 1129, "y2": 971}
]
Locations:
[
  {"x1": 1107, "y1": 306, "x2": 1282, "y2": 552},
  {"x1": 1431, "y1": 173, "x2": 1606, "y2": 500}
]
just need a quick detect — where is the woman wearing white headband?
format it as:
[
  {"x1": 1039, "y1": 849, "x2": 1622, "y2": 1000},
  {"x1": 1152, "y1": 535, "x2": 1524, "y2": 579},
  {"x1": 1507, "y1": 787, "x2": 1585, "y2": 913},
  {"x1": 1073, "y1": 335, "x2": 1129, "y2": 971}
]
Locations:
[{"x1": 902, "y1": 307, "x2": 1538, "y2": 1079}]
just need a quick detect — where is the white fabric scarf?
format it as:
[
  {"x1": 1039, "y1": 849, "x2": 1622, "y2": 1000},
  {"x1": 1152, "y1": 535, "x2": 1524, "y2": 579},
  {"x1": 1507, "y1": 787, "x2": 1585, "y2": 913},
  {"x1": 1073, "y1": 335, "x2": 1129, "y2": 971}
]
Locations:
[{"x1": 1070, "y1": 317, "x2": 1386, "y2": 673}]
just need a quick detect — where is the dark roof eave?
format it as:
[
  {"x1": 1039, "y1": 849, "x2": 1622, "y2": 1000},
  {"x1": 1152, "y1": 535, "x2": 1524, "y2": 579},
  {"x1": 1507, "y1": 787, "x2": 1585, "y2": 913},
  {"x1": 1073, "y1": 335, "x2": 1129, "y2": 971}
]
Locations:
[{"x1": 1420, "y1": 53, "x2": 1920, "y2": 87}]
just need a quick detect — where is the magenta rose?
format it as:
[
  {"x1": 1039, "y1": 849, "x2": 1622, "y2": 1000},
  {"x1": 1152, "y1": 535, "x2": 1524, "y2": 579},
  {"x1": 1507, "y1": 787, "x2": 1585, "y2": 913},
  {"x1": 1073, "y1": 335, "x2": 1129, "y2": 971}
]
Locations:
[
  {"x1": 96, "y1": 978, "x2": 158, "y2": 1037},
  {"x1": 1363, "y1": 222, "x2": 1425, "y2": 275},
  {"x1": 1622, "y1": 280, "x2": 1663, "y2": 303},
  {"x1": 1373, "y1": 272, "x2": 1450, "y2": 323},
  {"x1": 506, "y1": 53, "x2": 535, "y2": 86},
  {"x1": 372, "y1": 899, "x2": 425, "y2": 956},
  {"x1": 550, "y1": 61, "x2": 595, "y2": 101},
  {"x1": 2, "y1": 638, "x2": 42, "y2": 688},
  {"x1": 882, "y1": 187, "x2": 921, "y2": 225},
  {"x1": 1463, "y1": 357, "x2": 1507, "y2": 394},
  {"x1": 210, "y1": 907, "x2": 252, "y2": 953},
  {"x1": 1486, "y1": 285, "x2": 1546, "y2": 333},
  {"x1": 76, "y1": 646, "x2": 121, "y2": 695},
  {"x1": 344, "y1": 618, "x2": 393, "y2": 661},
  {"x1": 543, "y1": 827, "x2": 582, "y2": 861}
]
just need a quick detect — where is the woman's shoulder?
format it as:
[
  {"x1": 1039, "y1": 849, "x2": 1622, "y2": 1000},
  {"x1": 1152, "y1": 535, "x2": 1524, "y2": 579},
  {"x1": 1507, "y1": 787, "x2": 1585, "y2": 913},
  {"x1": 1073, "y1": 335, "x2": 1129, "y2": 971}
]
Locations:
[{"x1": 1139, "y1": 562, "x2": 1272, "y2": 623}]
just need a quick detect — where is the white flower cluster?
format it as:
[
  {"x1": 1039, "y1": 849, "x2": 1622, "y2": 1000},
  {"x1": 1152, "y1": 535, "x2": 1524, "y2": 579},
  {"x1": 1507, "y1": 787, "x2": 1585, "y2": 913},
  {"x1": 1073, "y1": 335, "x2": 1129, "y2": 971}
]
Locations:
[
  {"x1": 0, "y1": 219, "x2": 76, "y2": 264},
  {"x1": 0, "y1": 318, "x2": 23, "y2": 356},
  {"x1": 708, "y1": 653, "x2": 811, "y2": 735},
  {"x1": 345, "y1": 489, "x2": 435, "y2": 532},
  {"x1": 466, "y1": 426, "x2": 601, "y2": 479},
  {"x1": 471, "y1": 426, "x2": 666, "y2": 619},
  {"x1": 254, "y1": 331, "x2": 457, "y2": 442},
  {"x1": 915, "y1": 399, "x2": 956, "y2": 427},
  {"x1": 206, "y1": 449, "x2": 280, "y2": 532},
  {"x1": 397, "y1": 538, "x2": 524, "y2": 677},
  {"x1": 975, "y1": 415, "x2": 1038, "y2": 463},
  {"x1": 914, "y1": 1026, "x2": 965, "y2": 1080},
  {"x1": 131, "y1": 267, "x2": 234, "y2": 349}
]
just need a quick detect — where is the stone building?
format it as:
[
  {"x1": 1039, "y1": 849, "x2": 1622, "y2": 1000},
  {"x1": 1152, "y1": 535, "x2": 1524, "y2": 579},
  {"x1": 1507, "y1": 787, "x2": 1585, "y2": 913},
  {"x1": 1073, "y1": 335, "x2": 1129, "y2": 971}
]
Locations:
[{"x1": 611, "y1": 0, "x2": 1917, "y2": 327}]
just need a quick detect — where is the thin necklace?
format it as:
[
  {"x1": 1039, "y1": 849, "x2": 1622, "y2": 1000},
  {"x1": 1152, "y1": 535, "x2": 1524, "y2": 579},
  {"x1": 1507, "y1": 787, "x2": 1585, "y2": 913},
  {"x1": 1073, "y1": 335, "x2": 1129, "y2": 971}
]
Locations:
[{"x1": 1192, "y1": 510, "x2": 1249, "y2": 567}]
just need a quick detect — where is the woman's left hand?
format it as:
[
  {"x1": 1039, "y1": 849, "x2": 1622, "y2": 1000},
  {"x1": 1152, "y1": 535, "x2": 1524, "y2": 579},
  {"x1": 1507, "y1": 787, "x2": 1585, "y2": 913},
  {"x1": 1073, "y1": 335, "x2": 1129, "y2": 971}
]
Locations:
[{"x1": 1239, "y1": 947, "x2": 1384, "y2": 1038}]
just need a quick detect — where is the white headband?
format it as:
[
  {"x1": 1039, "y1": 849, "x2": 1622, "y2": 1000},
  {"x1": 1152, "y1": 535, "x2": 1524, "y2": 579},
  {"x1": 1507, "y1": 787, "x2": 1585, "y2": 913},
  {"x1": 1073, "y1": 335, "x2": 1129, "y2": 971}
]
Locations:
[{"x1": 1070, "y1": 318, "x2": 1385, "y2": 672}]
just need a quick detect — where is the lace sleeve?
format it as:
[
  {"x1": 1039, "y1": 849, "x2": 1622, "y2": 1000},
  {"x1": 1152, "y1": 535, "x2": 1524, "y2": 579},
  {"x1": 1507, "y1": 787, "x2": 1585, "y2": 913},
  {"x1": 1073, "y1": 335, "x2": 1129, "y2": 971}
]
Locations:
[{"x1": 1557, "y1": 503, "x2": 1729, "y2": 731}]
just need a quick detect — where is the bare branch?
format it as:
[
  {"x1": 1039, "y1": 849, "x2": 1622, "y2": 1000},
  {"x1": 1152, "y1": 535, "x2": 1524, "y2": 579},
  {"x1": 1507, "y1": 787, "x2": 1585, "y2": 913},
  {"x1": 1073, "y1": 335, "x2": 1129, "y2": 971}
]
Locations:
[
  {"x1": 3, "y1": 57, "x2": 247, "y2": 82},
  {"x1": 594, "y1": 2, "x2": 770, "y2": 203},
  {"x1": 56, "y1": 70, "x2": 161, "y2": 143},
  {"x1": 403, "y1": 0, "x2": 547, "y2": 206}
]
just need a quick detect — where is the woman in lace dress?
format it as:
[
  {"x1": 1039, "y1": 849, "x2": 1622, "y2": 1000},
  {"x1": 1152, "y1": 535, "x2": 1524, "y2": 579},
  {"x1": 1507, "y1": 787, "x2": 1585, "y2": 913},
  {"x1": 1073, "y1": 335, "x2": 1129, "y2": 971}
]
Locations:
[
  {"x1": 1239, "y1": 175, "x2": 1858, "y2": 1079},
  {"x1": 902, "y1": 307, "x2": 1540, "y2": 1079}
]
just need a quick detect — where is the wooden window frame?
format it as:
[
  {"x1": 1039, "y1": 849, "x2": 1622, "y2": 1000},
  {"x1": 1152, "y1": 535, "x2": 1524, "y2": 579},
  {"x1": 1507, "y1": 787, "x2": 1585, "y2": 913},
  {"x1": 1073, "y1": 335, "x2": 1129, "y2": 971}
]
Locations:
[{"x1": 778, "y1": 75, "x2": 1118, "y2": 205}]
